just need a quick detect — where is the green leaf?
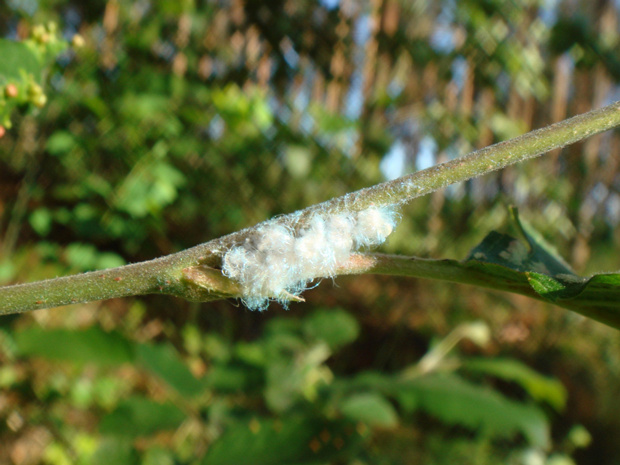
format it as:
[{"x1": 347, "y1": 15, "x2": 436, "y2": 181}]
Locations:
[
  {"x1": 526, "y1": 271, "x2": 591, "y2": 301},
  {"x1": 302, "y1": 308, "x2": 360, "y2": 348},
  {"x1": 383, "y1": 208, "x2": 620, "y2": 329},
  {"x1": 0, "y1": 38, "x2": 42, "y2": 83},
  {"x1": 92, "y1": 438, "x2": 137, "y2": 465},
  {"x1": 64, "y1": 243, "x2": 101, "y2": 271},
  {"x1": 466, "y1": 208, "x2": 573, "y2": 277},
  {"x1": 114, "y1": 161, "x2": 185, "y2": 217},
  {"x1": 14, "y1": 326, "x2": 133, "y2": 366},
  {"x1": 46, "y1": 131, "x2": 77, "y2": 156},
  {"x1": 509, "y1": 208, "x2": 574, "y2": 275},
  {"x1": 204, "y1": 364, "x2": 258, "y2": 392},
  {"x1": 136, "y1": 342, "x2": 205, "y2": 398},
  {"x1": 29, "y1": 208, "x2": 53, "y2": 236},
  {"x1": 99, "y1": 396, "x2": 185, "y2": 438},
  {"x1": 284, "y1": 145, "x2": 312, "y2": 178},
  {"x1": 462, "y1": 358, "x2": 567, "y2": 411},
  {"x1": 0, "y1": 258, "x2": 16, "y2": 285},
  {"x1": 143, "y1": 448, "x2": 175, "y2": 465},
  {"x1": 202, "y1": 416, "x2": 364, "y2": 465},
  {"x1": 339, "y1": 393, "x2": 399, "y2": 428},
  {"x1": 264, "y1": 342, "x2": 331, "y2": 413},
  {"x1": 394, "y1": 374, "x2": 550, "y2": 448},
  {"x1": 62, "y1": 242, "x2": 125, "y2": 271},
  {"x1": 463, "y1": 208, "x2": 620, "y2": 328}
]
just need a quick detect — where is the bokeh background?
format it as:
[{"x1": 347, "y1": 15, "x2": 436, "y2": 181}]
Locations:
[{"x1": 1, "y1": 0, "x2": 620, "y2": 464}]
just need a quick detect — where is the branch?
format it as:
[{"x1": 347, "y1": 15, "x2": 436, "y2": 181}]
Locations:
[{"x1": 1, "y1": 101, "x2": 619, "y2": 315}]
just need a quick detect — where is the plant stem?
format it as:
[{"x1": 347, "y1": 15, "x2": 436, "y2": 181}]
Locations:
[
  {"x1": 0, "y1": 252, "x2": 234, "y2": 315},
  {"x1": 0, "y1": 259, "x2": 162, "y2": 315},
  {"x1": 0, "y1": 101, "x2": 619, "y2": 314}
]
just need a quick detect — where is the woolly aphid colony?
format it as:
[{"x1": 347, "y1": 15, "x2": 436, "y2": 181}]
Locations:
[{"x1": 222, "y1": 206, "x2": 399, "y2": 310}]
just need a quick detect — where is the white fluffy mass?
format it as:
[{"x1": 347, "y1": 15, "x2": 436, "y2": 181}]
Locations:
[{"x1": 222, "y1": 206, "x2": 398, "y2": 310}]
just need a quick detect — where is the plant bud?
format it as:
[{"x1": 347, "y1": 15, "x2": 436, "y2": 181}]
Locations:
[
  {"x1": 0, "y1": 126, "x2": 5, "y2": 139},
  {"x1": 32, "y1": 24, "x2": 46, "y2": 41},
  {"x1": 27, "y1": 82, "x2": 43, "y2": 98},
  {"x1": 5, "y1": 84, "x2": 18, "y2": 99},
  {"x1": 71, "y1": 34, "x2": 85, "y2": 48},
  {"x1": 33, "y1": 93, "x2": 48, "y2": 108}
]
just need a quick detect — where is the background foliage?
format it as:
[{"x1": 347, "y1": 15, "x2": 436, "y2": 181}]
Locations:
[{"x1": 1, "y1": 0, "x2": 620, "y2": 463}]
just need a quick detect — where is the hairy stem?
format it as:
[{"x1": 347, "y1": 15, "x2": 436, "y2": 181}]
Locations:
[
  {"x1": 0, "y1": 252, "x2": 236, "y2": 315},
  {"x1": 0, "y1": 262, "x2": 163, "y2": 315},
  {"x1": 0, "y1": 101, "x2": 619, "y2": 314}
]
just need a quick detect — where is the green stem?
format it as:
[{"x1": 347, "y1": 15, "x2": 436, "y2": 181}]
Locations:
[
  {"x1": 0, "y1": 101, "x2": 619, "y2": 315},
  {"x1": 0, "y1": 252, "x2": 236, "y2": 315},
  {"x1": 0, "y1": 258, "x2": 165, "y2": 315}
]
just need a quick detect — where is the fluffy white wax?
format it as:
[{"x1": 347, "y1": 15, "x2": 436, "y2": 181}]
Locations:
[{"x1": 222, "y1": 206, "x2": 398, "y2": 310}]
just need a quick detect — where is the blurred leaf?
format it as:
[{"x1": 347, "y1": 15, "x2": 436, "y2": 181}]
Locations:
[
  {"x1": 204, "y1": 333, "x2": 234, "y2": 362},
  {"x1": 308, "y1": 103, "x2": 357, "y2": 133},
  {"x1": 46, "y1": 131, "x2": 77, "y2": 156},
  {"x1": 204, "y1": 364, "x2": 259, "y2": 392},
  {"x1": 0, "y1": 32, "x2": 67, "y2": 126},
  {"x1": 99, "y1": 396, "x2": 185, "y2": 438},
  {"x1": 395, "y1": 374, "x2": 550, "y2": 448},
  {"x1": 0, "y1": 366, "x2": 18, "y2": 387},
  {"x1": 567, "y1": 424, "x2": 592, "y2": 449},
  {"x1": 143, "y1": 447, "x2": 175, "y2": 465},
  {"x1": 235, "y1": 341, "x2": 266, "y2": 366},
  {"x1": 0, "y1": 259, "x2": 17, "y2": 284},
  {"x1": 29, "y1": 208, "x2": 53, "y2": 236},
  {"x1": 284, "y1": 145, "x2": 312, "y2": 178},
  {"x1": 114, "y1": 161, "x2": 185, "y2": 217},
  {"x1": 340, "y1": 393, "x2": 399, "y2": 428},
  {"x1": 0, "y1": 38, "x2": 42, "y2": 83},
  {"x1": 95, "y1": 252, "x2": 127, "y2": 269},
  {"x1": 64, "y1": 243, "x2": 102, "y2": 271},
  {"x1": 136, "y1": 342, "x2": 205, "y2": 398},
  {"x1": 202, "y1": 416, "x2": 364, "y2": 465},
  {"x1": 302, "y1": 308, "x2": 360, "y2": 349},
  {"x1": 182, "y1": 324, "x2": 202, "y2": 355},
  {"x1": 63, "y1": 241, "x2": 125, "y2": 271},
  {"x1": 462, "y1": 358, "x2": 567, "y2": 411},
  {"x1": 14, "y1": 327, "x2": 133, "y2": 366},
  {"x1": 118, "y1": 93, "x2": 175, "y2": 126},
  {"x1": 265, "y1": 343, "x2": 332, "y2": 413},
  {"x1": 265, "y1": 318, "x2": 302, "y2": 337},
  {"x1": 92, "y1": 376, "x2": 128, "y2": 409}
]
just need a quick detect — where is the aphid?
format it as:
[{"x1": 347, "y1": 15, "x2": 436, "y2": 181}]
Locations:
[{"x1": 222, "y1": 206, "x2": 398, "y2": 310}]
